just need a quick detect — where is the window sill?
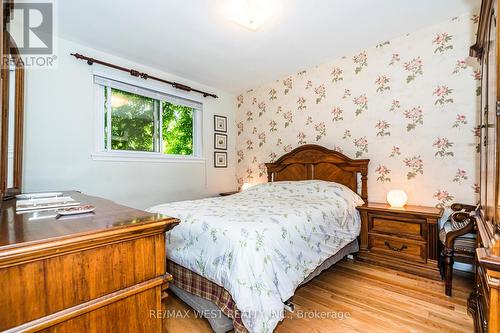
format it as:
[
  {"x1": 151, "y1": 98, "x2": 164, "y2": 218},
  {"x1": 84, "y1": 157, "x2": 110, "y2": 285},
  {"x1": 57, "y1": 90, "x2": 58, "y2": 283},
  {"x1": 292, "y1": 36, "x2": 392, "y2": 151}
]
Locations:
[{"x1": 91, "y1": 151, "x2": 206, "y2": 163}]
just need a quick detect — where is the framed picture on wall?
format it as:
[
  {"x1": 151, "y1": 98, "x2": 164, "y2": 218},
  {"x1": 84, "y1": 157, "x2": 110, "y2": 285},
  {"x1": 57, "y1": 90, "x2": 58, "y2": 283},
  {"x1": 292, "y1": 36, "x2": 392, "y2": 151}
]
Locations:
[
  {"x1": 214, "y1": 133, "x2": 227, "y2": 150},
  {"x1": 214, "y1": 151, "x2": 227, "y2": 168},
  {"x1": 214, "y1": 115, "x2": 227, "y2": 132}
]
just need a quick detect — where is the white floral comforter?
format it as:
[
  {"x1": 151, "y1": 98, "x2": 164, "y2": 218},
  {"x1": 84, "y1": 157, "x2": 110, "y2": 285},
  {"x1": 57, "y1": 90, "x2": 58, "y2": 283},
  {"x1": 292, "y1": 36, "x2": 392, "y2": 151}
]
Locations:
[{"x1": 147, "y1": 180, "x2": 364, "y2": 333}]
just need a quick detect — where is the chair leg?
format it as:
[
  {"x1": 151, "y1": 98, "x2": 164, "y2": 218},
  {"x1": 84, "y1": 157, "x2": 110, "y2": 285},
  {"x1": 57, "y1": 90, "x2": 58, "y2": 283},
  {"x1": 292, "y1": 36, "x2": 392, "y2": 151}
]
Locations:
[
  {"x1": 438, "y1": 249, "x2": 445, "y2": 280},
  {"x1": 442, "y1": 247, "x2": 454, "y2": 296}
]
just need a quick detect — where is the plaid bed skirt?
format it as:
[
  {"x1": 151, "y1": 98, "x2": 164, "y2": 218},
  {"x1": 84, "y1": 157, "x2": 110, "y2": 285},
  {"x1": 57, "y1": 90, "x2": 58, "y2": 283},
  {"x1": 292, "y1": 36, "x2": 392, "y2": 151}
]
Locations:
[{"x1": 167, "y1": 260, "x2": 249, "y2": 333}]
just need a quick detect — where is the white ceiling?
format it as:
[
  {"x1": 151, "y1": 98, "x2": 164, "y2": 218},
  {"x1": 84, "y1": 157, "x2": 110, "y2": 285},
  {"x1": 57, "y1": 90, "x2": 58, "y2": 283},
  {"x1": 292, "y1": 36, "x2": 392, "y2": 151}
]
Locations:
[{"x1": 58, "y1": 0, "x2": 479, "y2": 94}]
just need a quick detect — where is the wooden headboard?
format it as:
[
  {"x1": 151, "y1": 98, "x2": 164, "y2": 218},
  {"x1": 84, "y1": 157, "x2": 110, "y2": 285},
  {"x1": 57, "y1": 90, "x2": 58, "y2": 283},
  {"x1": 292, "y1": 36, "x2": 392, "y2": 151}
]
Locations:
[{"x1": 265, "y1": 144, "x2": 370, "y2": 202}]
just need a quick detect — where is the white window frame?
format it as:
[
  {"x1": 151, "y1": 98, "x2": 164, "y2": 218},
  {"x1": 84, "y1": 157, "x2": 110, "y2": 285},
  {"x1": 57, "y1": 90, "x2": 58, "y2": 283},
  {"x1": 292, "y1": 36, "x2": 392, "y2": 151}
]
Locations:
[{"x1": 91, "y1": 72, "x2": 204, "y2": 163}]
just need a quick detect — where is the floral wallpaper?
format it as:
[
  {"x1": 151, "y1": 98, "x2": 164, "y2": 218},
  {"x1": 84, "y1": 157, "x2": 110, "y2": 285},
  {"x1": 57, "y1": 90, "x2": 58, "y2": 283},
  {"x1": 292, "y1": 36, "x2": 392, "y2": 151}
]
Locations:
[{"x1": 236, "y1": 12, "x2": 481, "y2": 208}]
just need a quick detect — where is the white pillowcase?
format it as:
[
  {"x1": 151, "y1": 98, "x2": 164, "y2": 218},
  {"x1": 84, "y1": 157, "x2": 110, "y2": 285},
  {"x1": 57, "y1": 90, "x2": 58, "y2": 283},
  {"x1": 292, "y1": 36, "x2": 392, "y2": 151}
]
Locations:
[{"x1": 242, "y1": 180, "x2": 365, "y2": 207}]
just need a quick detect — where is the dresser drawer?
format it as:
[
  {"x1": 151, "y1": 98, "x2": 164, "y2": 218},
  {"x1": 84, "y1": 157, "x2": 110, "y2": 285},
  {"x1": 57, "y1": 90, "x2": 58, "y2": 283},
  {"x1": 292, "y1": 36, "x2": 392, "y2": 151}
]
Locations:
[
  {"x1": 0, "y1": 234, "x2": 164, "y2": 331},
  {"x1": 368, "y1": 234, "x2": 426, "y2": 263},
  {"x1": 368, "y1": 213, "x2": 426, "y2": 241},
  {"x1": 477, "y1": 262, "x2": 490, "y2": 310}
]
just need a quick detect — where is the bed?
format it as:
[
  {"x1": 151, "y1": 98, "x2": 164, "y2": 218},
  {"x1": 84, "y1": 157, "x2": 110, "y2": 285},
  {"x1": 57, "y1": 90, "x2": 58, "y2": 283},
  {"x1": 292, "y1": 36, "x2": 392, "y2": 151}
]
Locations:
[{"x1": 147, "y1": 144, "x2": 369, "y2": 333}]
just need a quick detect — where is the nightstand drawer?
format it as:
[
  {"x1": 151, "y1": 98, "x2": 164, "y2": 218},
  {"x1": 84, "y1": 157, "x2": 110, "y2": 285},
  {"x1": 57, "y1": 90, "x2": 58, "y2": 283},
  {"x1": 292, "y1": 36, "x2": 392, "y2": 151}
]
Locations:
[
  {"x1": 368, "y1": 234, "x2": 426, "y2": 263},
  {"x1": 368, "y1": 214, "x2": 426, "y2": 241}
]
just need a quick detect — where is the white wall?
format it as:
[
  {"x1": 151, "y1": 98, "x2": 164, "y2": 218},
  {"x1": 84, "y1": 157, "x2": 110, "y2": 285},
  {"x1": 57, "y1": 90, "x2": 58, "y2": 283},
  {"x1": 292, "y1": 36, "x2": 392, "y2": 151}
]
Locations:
[{"x1": 23, "y1": 37, "x2": 237, "y2": 209}]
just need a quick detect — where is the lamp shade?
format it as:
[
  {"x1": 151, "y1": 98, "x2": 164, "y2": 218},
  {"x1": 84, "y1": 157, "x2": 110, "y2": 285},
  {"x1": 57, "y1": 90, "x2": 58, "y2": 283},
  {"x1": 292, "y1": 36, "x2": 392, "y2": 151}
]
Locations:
[
  {"x1": 386, "y1": 190, "x2": 408, "y2": 208},
  {"x1": 241, "y1": 183, "x2": 253, "y2": 191}
]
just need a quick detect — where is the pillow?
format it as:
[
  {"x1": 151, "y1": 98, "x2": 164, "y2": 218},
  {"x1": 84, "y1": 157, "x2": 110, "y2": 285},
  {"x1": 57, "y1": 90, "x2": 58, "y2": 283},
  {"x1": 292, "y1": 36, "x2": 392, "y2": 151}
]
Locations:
[{"x1": 243, "y1": 180, "x2": 365, "y2": 206}]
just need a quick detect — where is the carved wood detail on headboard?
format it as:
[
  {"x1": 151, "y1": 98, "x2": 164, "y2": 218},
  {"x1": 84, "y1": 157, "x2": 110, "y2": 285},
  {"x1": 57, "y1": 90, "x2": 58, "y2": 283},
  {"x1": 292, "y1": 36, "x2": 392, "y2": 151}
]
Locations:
[{"x1": 265, "y1": 144, "x2": 370, "y2": 202}]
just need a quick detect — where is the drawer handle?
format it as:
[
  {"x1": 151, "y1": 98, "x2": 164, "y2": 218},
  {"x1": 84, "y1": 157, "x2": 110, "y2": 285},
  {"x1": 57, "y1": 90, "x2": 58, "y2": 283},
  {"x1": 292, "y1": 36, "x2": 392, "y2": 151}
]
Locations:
[{"x1": 384, "y1": 241, "x2": 407, "y2": 252}]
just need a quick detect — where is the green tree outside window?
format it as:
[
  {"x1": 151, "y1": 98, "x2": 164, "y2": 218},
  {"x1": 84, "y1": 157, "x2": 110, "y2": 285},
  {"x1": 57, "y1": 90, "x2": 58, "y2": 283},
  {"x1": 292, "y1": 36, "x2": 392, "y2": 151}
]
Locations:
[
  {"x1": 162, "y1": 101, "x2": 193, "y2": 155},
  {"x1": 104, "y1": 87, "x2": 195, "y2": 156}
]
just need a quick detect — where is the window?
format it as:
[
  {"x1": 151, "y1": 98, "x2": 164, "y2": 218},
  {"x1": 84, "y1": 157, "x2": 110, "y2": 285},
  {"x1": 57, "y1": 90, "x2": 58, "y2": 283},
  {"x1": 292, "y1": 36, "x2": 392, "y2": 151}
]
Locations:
[{"x1": 94, "y1": 76, "x2": 202, "y2": 161}]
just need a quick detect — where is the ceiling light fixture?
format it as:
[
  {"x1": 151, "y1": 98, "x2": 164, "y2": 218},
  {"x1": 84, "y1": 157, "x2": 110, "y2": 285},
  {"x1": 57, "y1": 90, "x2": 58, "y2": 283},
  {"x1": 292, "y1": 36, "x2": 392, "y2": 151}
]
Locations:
[{"x1": 227, "y1": 0, "x2": 273, "y2": 31}]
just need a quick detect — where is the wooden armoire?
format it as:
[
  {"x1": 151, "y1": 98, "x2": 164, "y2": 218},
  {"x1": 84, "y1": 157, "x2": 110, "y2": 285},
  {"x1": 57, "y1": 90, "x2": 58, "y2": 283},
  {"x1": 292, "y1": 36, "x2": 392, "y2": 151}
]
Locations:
[{"x1": 468, "y1": 0, "x2": 500, "y2": 332}]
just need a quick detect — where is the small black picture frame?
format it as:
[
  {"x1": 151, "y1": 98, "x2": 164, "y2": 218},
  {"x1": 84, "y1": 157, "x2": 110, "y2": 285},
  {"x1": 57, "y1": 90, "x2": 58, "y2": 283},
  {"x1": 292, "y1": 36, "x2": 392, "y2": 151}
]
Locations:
[
  {"x1": 214, "y1": 115, "x2": 227, "y2": 133},
  {"x1": 214, "y1": 133, "x2": 227, "y2": 150},
  {"x1": 214, "y1": 151, "x2": 227, "y2": 168}
]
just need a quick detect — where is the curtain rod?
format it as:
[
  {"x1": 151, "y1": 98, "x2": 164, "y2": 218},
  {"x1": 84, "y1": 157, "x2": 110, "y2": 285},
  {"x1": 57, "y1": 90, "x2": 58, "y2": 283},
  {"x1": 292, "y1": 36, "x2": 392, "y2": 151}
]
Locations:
[{"x1": 70, "y1": 53, "x2": 218, "y2": 99}]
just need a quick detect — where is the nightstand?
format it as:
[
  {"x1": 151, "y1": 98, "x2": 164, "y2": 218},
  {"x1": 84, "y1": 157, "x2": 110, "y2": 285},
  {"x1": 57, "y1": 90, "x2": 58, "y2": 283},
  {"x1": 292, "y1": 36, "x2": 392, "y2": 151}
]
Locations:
[
  {"x1": 219, "y1": 191, "x2": 240, "y2": 196},
  {"x1": 356, "y1": 202, "x2": 443, "y2": 280}
]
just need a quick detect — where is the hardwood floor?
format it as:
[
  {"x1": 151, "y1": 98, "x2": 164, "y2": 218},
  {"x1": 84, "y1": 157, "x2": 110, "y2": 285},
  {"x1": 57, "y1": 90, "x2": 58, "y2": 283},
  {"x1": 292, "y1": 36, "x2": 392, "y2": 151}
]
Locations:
[{"x1": 163, "y1": 260, "x2": 473, "y2": 333}]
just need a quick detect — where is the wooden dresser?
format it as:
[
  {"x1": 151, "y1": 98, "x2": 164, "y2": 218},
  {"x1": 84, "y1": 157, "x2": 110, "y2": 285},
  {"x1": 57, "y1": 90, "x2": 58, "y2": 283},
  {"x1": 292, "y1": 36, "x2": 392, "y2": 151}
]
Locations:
[
  {"x1": 357, "y1": 202, "x2": 443, "y2": 280},
  {"x1": 0, "y1": 191, "x2": 178, "y2": 332}
]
